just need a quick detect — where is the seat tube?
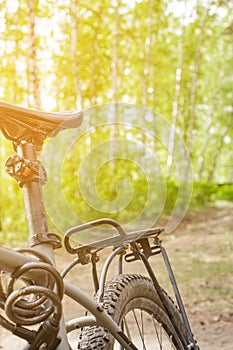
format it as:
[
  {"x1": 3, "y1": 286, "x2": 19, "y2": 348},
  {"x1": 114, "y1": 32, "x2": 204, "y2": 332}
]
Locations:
[{"x1": 17, "y1": 142, "x2": 70, "y2": 350}]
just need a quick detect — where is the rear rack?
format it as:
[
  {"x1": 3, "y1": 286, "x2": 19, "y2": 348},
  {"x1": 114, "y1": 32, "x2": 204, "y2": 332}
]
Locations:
[{"x1": 64, "y1": 218, "x2": 164, "y2": 255}]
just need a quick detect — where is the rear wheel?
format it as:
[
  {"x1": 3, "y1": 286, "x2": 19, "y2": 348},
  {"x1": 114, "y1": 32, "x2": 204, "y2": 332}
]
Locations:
[
  {"x1": 78, "y1": 274, "x2": 188, "y2": 350},
  {"x1": 78, "y1": 274, "x2": 186, "y2": 350}
]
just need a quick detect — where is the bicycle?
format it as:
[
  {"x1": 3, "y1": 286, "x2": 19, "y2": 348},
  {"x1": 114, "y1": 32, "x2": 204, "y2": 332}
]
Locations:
[{"x1": 0, "y1": 100, "x2": 199, "y2": 350}]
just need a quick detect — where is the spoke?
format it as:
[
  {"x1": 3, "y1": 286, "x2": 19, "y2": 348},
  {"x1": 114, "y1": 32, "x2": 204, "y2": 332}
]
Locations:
[
  {"x1": 140, "y1": 309, "x2": 144, "y2": 346},
  {"x1": 153, "y1": 317, "x2": 163, "y2": 350},
  {"x1": 120, "y1": 308, "x2": 177, "y2": 350},
  {"x1": 160, "y1": 322, "x2": 163, "y2": 346},
  {"x1": 170, "y1": 335, "x2": 174, "y2": 350},
  {"x1": 119, "y1": 320, "x2": 125, "y2": 350},
  {"x1": 123, "y1": 317, "x2": 132, "y2": 342},
  {"x1": 132, "y1": 309, "x2": 147, "y2": 350}
]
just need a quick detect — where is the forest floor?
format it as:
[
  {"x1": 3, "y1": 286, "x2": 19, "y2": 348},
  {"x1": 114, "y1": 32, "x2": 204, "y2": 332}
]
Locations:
[{"x1": 0, "y1": 203, "x2": 232, "y2": 349}]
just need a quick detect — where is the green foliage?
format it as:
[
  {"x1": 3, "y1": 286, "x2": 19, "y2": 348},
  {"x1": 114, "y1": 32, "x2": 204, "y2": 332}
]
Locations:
[
  {"x1": 191, "y1": 182, "x2": 233, "y2": 207},
  {"x1": 215, "y1": 184, "x2": 233, "y2": 201},
  {"x1": 164, "y1": 180, "x2": 179, "y2": 212},
  {"x1": 0, "y1": 0, "x2": 232, "y2": 240},
  {"x1": 0, "y1": 136, "x2": 27, "y2": 243},
  {"x1": 191, "y1": 182, "x2": 219, "y2": 207}
]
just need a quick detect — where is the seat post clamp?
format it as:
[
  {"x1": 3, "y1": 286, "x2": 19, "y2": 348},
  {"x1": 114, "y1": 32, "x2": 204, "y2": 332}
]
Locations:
[
  {"x1": 28, "y1": 233, "x2": 62, "y2": 249},
  {"x1": 5, "y1": 155, "x2": 47, "y2": 187}
]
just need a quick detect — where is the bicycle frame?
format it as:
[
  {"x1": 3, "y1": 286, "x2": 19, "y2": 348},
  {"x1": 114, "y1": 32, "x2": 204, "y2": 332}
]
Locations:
[
  {"x1": 0, "y1": 142, "x2": 140, "y2": 350},
  {"x1": 0, "y1": 246, "x2": 139, "y2": 350},
  {"x1": 0, "y1": 140, "x2": 198, "y2": 350}
]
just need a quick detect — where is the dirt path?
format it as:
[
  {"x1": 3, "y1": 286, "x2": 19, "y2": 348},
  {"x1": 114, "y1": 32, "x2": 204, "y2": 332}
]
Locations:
[
  {"x1": 174, "y1": 204, "x2": 233, "y2": 350},
  {"x1": 0, "y1": 204, "x2": 232, "y2": 349}
]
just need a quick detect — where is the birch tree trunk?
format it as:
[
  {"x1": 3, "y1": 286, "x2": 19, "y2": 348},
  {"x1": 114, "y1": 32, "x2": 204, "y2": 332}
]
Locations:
[
  {"x1": 27, "y1": 0, "x2": 41, "y2": 109},
  {"x1": 141, "y1": 0, "x2": 154, "y2": 109},
  {"x1": 71, "y1": 0, "x2": 83, "y2": 110},
  {"x1": 207, "y1": 120, "x2": 232, "y2": 182},
  {"x1": 90, "y1": 32, "x2": 98, "y2": 105},
  {"x1": 167, "y1": 22, "x2": 185, "y2": 174},
  {"x1": 109, "y1": 2, "x2": 120, "y2": 172},
  {"x1": 198, "y1": 73, "x2": 225, "y2": 180},
  {"x1": 111, "y1": 2, "x2": 120, "y2": 135},
  {"x1": 112, "y1": 3, "x2": 119, "y2": 107},
  {"x1": 186, "y1": 7, "x2": 208, "y2": 152},
  {"x1": 140, "y1": 0, "x2": 154, "y2": 166}
]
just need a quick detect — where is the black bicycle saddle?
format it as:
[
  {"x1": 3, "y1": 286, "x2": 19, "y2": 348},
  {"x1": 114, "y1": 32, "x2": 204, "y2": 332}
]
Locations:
[{"x1": 0, "y1": 101, "x2": 83, "y2": 148}]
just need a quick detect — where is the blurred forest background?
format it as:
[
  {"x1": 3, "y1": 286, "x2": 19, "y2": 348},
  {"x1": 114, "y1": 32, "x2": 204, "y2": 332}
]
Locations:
[{"x1": 0, "y1": 0, "x2": 232, "y2": 241}]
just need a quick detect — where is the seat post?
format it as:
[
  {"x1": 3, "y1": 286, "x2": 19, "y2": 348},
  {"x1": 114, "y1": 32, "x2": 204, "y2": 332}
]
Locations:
[
  {"x1": 17, "y1": 142, "x2": 49, "y2": 242},
  {"x1": 15, "y1": 141, "x2": 63, "y2": 266}
]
